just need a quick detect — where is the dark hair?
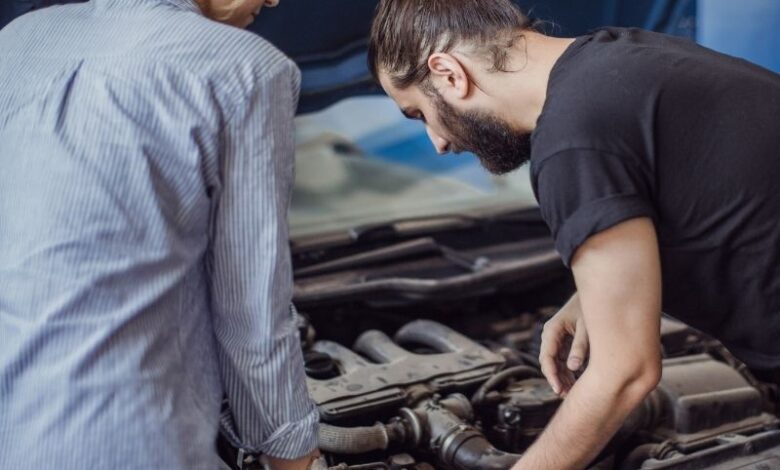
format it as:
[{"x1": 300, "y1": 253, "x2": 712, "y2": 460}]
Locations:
[{"x1": 368, "y1": 0, "x2": 535, "y2": 90}]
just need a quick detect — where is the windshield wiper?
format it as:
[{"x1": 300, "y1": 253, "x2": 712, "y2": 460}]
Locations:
[{"x1": 294, "y1": 237, "x2": 490, "y2": 278}]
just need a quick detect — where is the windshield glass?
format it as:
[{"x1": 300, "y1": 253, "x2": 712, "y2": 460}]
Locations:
[{"x1": 290, "y1": 96, "x2": 539, "y2": 237}]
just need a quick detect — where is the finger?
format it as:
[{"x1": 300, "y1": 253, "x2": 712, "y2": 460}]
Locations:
[
  {"x1": 540, "y1": 352, "x2": 562, "y2": 395},
  {"x1": 540, "y1": 322, "x2": 565, "y2": 394},
  {"x1": 567, "y1": 317, "x2": 589, "y2": 371},
  {"x1": 557, "y1": 334, "x2": 573, "y2": 362},
  {"x1": 558, "y1": 367, "x2": 576, "y2": 394}
]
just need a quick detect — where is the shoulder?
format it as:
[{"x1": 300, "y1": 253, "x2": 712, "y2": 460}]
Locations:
[
  {"x1": 203, "y1": 24, "x2": 300, "y2": 101},
  {"x1": 543, "y1": 27, "x2": 683, "y2": 107},
  {"x1": 531, "y1": 29, "x2": 669, "y2": 164},
  {"x1": 194, "y1": 20, "x2": 292, "y2": 70},
  {"x1": 162, "y1": 14, "x2": 298, "y2": 80},
  {"x1": 0, "y1": 2, "x2": 77, "y2": 38},
  {"x1": 149, "y1": 14, "x2": 301, "y2": 117}
]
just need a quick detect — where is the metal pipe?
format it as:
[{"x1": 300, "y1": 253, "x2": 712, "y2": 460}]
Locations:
[
  {"x1": 353, "y1": 330, "x2": 409, "y2": 363},
  {"x1": 312, "y1": 340, "x2": 371, "y2": 374},
  {"x1": 395, "y1": 320, "x2": 477, "y2": 353}
]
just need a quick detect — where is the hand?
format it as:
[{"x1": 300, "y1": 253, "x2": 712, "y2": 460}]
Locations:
[
  {"x1": 267, "y1": 450, "x2": 321, "y2": 470},
  {"x1": 539, "y1": 294, "x2": 589, "y2": 396}
]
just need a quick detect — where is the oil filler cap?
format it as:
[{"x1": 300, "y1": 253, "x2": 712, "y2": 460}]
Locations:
[{"x1": 304, "y1": 351, "x2": 340, "y2": 380}]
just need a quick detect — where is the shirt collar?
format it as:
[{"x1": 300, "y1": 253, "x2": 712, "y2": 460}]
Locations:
[
  {"x1": 160, "y1": 0, "x2": 203, "y2": 15},
  {"x1": 91, "y1": 0, "x2": 203, "y2": 16}
]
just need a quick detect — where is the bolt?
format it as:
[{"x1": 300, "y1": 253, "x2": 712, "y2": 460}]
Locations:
[{"x1": 503, "y1": 409, "x2": 522, "y2": 426}]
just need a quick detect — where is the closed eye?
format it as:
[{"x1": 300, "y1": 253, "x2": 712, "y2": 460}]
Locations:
[{"x1": 401, "y1": 108, "x2": 426, "y2": 124}]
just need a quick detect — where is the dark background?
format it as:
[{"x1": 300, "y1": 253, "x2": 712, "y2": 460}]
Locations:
[{"x1": 0, "y1": 0, "x2": 702, "y2": 113}]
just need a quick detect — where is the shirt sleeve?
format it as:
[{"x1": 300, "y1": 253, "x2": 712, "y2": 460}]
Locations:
[
  {"x1": 533, "y1": 148, "x2": 657, "y2": 267},
  {"x1": 207, "y1": 60, "x2": 318, "y2": 459}
]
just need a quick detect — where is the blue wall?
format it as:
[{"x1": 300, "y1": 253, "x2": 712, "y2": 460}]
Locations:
[
  {"x1": 697, "y1": 0, "x2": 780, "y2": 73},
  {"x1": 517, "y1": 0, "x2": 696, "y2": 39}
]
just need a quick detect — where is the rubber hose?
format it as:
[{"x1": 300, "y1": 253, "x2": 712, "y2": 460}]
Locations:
[
  {"x1": 472, "y1": 365, "x2": 542, "y2": 405},
  {"x1": 450, "y1": 434, "x2": 523, "y2": 470},
  {"x1": 619, "y1": 443, "x2": 664, "y2": 470},
  {"x1": 318, "y1": 423, "x2": 393, "y2": 455}
]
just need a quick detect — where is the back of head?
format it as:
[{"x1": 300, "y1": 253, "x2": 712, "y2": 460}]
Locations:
[{"x1": 368, "y1": 0, "x2": 533, "y2": 90}]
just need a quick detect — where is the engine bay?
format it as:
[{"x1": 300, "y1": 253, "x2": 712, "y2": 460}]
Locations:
[
  {"x1": 221, "y1": 303, "x2": 780, "y2": 470},
  {"x1": 221, "y1": 210, "x2": 780, "y2": 470},
  {"x1": 294, "y1": 311, "x2": 780, "y2": 470}
]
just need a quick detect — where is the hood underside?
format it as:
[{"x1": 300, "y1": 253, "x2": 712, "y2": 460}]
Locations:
[{"x1": 1, "y1": 1, "x2": 695, "y2": 113}]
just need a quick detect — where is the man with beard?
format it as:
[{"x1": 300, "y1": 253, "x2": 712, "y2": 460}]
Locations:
[{"x1": 369, "y1": 0, "x2": 780, "y2": 469}]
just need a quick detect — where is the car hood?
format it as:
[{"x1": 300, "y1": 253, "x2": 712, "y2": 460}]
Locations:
[
  {"x1": 249, "y1": 0, "x2": 697, "y2": 114},
  {"x1": 249, "y1": 1, "x2": 382, "y2": 114}
]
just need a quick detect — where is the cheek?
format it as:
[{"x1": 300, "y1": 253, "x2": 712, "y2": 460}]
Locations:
[
  {"x1": 208, "y1": 0, "x2": 247, "y2": 25},
  {"x1": 231, "y1": 0, "x2": 261, "y2": 19},
  {"x1": 427, "y1": 123, "x2": 447, "y2": 142},
  {"x1": 238, "y1": 1, "x2": 263, "y2": 26},
  {"x1": 238, "y1": 0, "x2": 257, "y2": 15},
  {"x1": 424, "y1": 100, "x2": 458, "y2": 138},
  {"x1": 427, "y1": 115, "x2": 454, "y2": 142}
]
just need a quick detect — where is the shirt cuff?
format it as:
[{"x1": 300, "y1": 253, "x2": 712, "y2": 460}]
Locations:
[
  {"x1": 258, "y1": 405, "x2": 320, "y2": 459},
  {"x1": 220, "y1": 396, "x2": 320, "y2": 460},
  {"x1": 554, "y1": 194, "x2": 656, "y2": 267}
]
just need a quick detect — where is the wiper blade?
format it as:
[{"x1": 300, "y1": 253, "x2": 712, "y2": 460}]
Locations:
[{"x1": 294, "y1": 237, "x2": 490, "y2": 278}]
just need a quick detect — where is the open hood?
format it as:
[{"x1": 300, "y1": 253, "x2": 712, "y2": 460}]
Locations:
[
  {"x1": 2, "y1": 1, "x2": 695, "y2": 113},
  {"x1": 249, "y1": 1, "x2": 382, "y2": 114},
  {"x1": 250, "y1": 0, "x2": 696, "y2": 113}
]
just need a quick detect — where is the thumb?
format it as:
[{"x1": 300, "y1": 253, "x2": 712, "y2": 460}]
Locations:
[{"x1": 567, "y1": 317, "x2": 589, "y2": 371}]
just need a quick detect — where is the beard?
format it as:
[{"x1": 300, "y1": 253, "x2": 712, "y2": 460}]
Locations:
[{"x1": 431, "y1": 91, "x2": 532, "y2": 175}]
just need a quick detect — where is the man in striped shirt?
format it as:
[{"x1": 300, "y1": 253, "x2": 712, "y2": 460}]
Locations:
[{"x1": 0, "y1": 1, "x2": 319, "y2": 468}]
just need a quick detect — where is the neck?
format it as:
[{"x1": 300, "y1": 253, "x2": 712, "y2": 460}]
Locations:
[{"x1": 491, "y1": 31, "x2": 576, "y2": 132}]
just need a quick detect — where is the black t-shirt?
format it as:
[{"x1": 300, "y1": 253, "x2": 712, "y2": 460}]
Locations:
[{"x1": 530, "y1": 28, "x2": 780, "y2": 368}]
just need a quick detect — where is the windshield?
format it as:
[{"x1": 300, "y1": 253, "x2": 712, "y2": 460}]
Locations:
[{"x1": 290, "y1": 96, "x2": 539, "y2": 237}]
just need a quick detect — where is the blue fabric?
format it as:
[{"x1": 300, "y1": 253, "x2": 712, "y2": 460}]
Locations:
[{"x1": 0, "y1": 0, "x2": 318, "y2": 468}]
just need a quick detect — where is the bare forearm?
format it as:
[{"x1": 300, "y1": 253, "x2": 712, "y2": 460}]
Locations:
[
  {"x1": 523, "y1": 219, "x2": 663, "y2": 469},
  {"x1": 512, "y1": 369, "x2": 648, "y2": 470},
  {"x1": 268, "y1": 450, "x2": 320, "y2": 470}
]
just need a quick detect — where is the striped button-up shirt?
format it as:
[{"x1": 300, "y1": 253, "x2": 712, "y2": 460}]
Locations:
[{"x1": 0, "y1": 1, "x2": 318, "y2": 468}]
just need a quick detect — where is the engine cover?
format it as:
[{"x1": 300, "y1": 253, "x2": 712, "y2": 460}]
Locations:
[{"x1": 627, "y1": 354, "x2": 775, "y2": 444}]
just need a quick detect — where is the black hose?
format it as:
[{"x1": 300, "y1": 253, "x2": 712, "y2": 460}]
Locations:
[
  {"x1": 472, "y1": 365, "x2": 542, "y2": 406},
  {"x1": 413, "y1": 394, "x2": 522, "y2": 470},
  {"x1": 619, "y1": 443, "x2": 664, "y2": 470},
  {"x1": 447, "y1": 432, "x2": 523, "y2": 470},
  {"x1": 319, "y1": 393, "x2": 523, "y2": 469},
  {"x1": 318, "y1": 422, "x2": 402, "y2": 455}
]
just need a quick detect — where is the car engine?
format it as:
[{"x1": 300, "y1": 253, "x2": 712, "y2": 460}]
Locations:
[
  {"x1": 222, "y1": 310, "x2": 780, "y2": 470},
  {"x1": 220, "y1": 212, "x2": 780, "y2": 470},
  {"x1": 295, "y1": 313, "x2": 780, "y2": 470}
]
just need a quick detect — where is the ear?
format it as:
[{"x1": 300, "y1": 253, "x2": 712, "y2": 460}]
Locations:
[{"x1": 427, "y1": 53, "x2": 470, "y2": 100}]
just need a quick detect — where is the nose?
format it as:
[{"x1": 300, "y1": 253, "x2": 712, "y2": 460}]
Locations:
[
  {"x1": 426, "y1": 126, "x2": 451, "y2": 155},
  {"x1": 265, "y1": 0, "x2": 280, "y2": 6}
]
